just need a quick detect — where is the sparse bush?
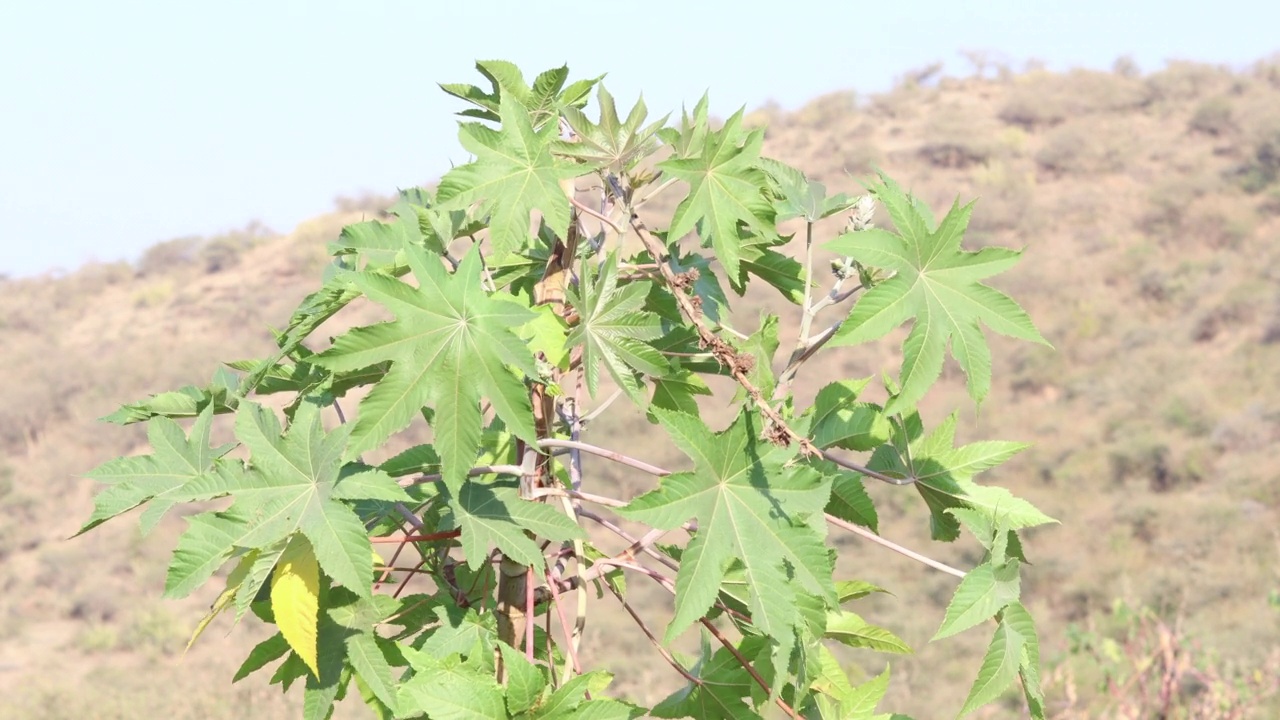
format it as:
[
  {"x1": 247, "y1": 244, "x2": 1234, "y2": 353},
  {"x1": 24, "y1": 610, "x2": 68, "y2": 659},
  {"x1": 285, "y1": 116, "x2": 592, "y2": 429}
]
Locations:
[
  {"x1": 968, "y1": 160, "x2": 1036, "y2": 238},
  {"x1": 1050, "y1": 601, "x2": 1280, "y2": 719},
  {"x1": 792, "y1": 89, "x2": 857, "y2": 129},
  {"x1": 120, "y1": 606, "x2": 185, "y2": 655},
  {"x1": 1108, "y1": 440, "x2": 1195, "y2": 492},
  {"x1": 1230, "y1": 99, "x2": 1280, "y2": 191},
  {"x1": 1146, "y1": 61, "x2": 1235, "y2": 104},
  {"x1": 1036, "y1": 119, "x2": 1136, "y2": 174},
  {"x1": 137, "y1": 236, "x2": 199, "y2": 276},
  {"x1": 1183, "y1": 193, "x2": 1257, "y2": 249},
  {"x1": 334, "y1": 191, "x2": 397, "y2": 214},
  {"x1": 1113, "y1": 55, "x2": 1141, "y2": 79},
  {"x1": 77, "y1": 623, "x2": 121, "y2": 653},
  {"x1": 918, "y1": 105, "x2": 1000, "y2": 168},
  {"x1": 1000, "y1": 69, "x2": 1151, "y2": 129},
  {"x1": 1188, "y1": 96, "x2": 1236, "y2": 136},
  {"x1": 1263, "y1": 294, "x2": 1280, "y2": 344}
]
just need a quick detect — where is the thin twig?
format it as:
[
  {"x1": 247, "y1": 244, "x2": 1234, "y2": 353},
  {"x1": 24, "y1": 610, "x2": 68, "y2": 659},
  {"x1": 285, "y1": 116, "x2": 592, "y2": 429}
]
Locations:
[
  {"x1": 399, "y1": 464, "x2": 525, "y2": 487},
  {"x1": 698, "y1": 616, "x2": 801, "y2": 719},
  {"x1": 632, "y1": 175, "x2": 680, "y2": 211},
  {"x1": 824, "y1": 514, "x2": 967, "y2": 578},
  {"x1": 575, "y1": 508, "x2": 680, "y2": 575},
  {"x1": 603, "y1": 580, "x2": 701, "y2": 685},
  {"x1": 600, "y1": 556, "x2": 800, "y2": 719},
  {"x1": 818, "y1": 449, "x2": 915, "y2": 486},
  {"x1": 570, "y1": 196, "x2": 622, "y2": 235},
  {"x1": 544, "y1": 566, "x2": 584, "y2": 677},
  {"x1": 536, "y1": 439, "x2": 671, "y2": 477},
  {"x1": 580, "y1": 388, "x2": 624, "y2": 424}
]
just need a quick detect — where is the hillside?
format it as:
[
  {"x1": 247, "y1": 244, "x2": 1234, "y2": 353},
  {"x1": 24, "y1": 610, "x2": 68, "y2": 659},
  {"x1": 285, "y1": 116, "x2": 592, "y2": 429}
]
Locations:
[{"x1": 2, "y1": 57, "x2": 1280, "y2": 718}]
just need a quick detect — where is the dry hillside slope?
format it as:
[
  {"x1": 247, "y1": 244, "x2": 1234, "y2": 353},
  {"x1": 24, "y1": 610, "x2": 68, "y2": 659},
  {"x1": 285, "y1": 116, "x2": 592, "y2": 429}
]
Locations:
[{"x1": 2, "y1": 58, "x2": 1279, "y2": 718}]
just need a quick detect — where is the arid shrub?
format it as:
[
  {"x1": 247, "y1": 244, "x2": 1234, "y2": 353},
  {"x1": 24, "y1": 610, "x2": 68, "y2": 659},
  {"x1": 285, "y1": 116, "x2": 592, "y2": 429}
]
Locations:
[
  {"x1": 1183, "y1": 193, "x2": 1258, "y2": 249},
  {"x1": 198, "y1": 237, "x2": 246, "y2": 274},
  {"x1": 1035, "y1": 118, "x2": 1136, "y2": 174},
  {"x1": 136, "y1": 236, "x2": 199, "y2": 276},
  {"x1": 968, "y1": 160, "x2": 1036, "y2": 237},
  {"x1": 918, "y1": 104, "x2": 1000, "y2": 168},
  {"x1": 333, "y1": 192, "x2": 397, "y2": 214},
  {"x1": 1139, "y1": 173, "x2": 1224, "y2": 240},
  {"x1": 1000, "y1": 69, "x2": 1151, "y2": 129},
  {"x1": 792, "y1": 90, "x2": 857, "y2": 129},
  {"x1": 1146, "y1": 60, "x2": 1235, "y2": 104},
  {"x1": 1188, "y1": 96, "x2": 1236, "y2": 136},
  {"x1": 1112, "y1": 55, "x2": 1141, "y2": 79}
]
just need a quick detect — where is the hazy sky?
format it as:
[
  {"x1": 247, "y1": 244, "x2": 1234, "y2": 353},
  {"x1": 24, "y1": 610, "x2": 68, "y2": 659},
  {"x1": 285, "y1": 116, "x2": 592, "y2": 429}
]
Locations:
[{"x1": 2, "y1": 1, "x2": 1277, "y2": 277}]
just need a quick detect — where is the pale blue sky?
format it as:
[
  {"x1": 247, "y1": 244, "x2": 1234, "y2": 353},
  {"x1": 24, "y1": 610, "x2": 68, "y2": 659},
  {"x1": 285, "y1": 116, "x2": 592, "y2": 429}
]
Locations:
[{"x1": 1, "y1": 1, "x2": 1276, "y2": 277}]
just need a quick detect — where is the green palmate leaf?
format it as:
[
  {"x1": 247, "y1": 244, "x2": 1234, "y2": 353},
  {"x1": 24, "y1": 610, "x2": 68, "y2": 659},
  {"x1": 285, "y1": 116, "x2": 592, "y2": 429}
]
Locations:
[
  {"x1": 517, "y1": 304, "x2": 571, "y2": 369},
  {"x1": 312, "y1": 245, "x2": 539, "y2": 488},
  {"x1": 443, "y1": 482, "x2": 585, "y2": 570},
  {"x1": 933, "y1": 560, "x2": 1021, "y2": 641},
  {"x1": 165, "y1": 507, "x2": 251, "y2": 599},
  {"x1": 657, "y1": 93, "x2": 711, "y2": 158},
  {"x1": 378, "y1": 443, "x2": 441, "y2": 478},
  {"x1": 731, "y1": 313, "x2": 780, "y2": 400},
  {"x1": 824, "y1": 611, "x2": 912, "y2": 654},
  {"x1": 649, "y1": 365, "x2": 713, "y2": 417},
  {"x1": 302, "y1": 612, "x2": 355, "y2": 720},
  {"x1": 234, "y1": 632, "x2": 291, "y2": 683},
  {"x1": 658, "y1": 109, "x2": 778, "y2": 279},
  {"x1": 559, "y1": 85, "x2": 668, "y2": 173},
  {"x1": 440, "y1": 60, "x2": 597, "y2": 126},
  {"x1": 498, "y1": 643, "x2": 546, "y2": 715},
  {"x1": 327, "y1": 591, "x2": 404, "y2": 713},
  {"x1": 825, "y1": 172, "x2": 1049, "y2": 413},
  {"x1": 419, "y1": 606, "x2": 499, "y2": 659},
  {"x1": 869, "y1": 413, "x2": 1056, "y2": 542},
  {"x1": 329, "y1": 203, "x2": 422, "y2": 269},
  {"x1": 808, "y1": 379, "x2": 891, "y2": 452},
  {"x1": 397, "y1": 648, "x2": 507, "y2": 720},
  {"x1": 824, "y1": 471, "x2": 879, "y2": 533},
  {"x1": 812, "y1": 657, "x2": 893, "y2": 720},
  {"x1": 651, "y1": 635, "x2": 756, "y2": 719},
  {"x1": 533, "y1": 672, "x2": 642, "y2": 719},
  {"x1": 78, "y1": 405, "x2": 234, "y2": 536},
  {"x1": 836, "y1": 580, "x2": 891, "y2": 603},
  {"x1": 758, "y1": 157, "x2": 858, "y2": 223},
  {"x1": 958, "y1": 603, "x2": 1038, "y2": 718},
  {"x1": 436, "y1": 94, "x2": 580, "y2": 258},
  {"x1": 236, "y1": 274, "x2": 366, "y2": 400},
  {"x1": 618, "y1": 408, "x2": 834, "y2": 667},
  {"x1": 1007, "y1": 603, "x2": 1046, "y2": 720},
  {"x1": 171, "y1": 401, "x2": 410, "y2": 600},
  {"x1": 738, "y1": 243, "x2": 806, "y2": 303},
  {"x1": 566, "y1": 252, "x2": 669, "y2": 400},
  {"x1": 101, "y1": 368, "x2": 239, "y2": 425}
]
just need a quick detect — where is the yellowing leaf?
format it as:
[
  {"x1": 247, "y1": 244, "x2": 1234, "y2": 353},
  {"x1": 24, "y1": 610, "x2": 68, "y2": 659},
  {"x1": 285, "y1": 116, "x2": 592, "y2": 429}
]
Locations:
[{"x1": 272, "y1": 535, "x2": 320, "y2": 677}]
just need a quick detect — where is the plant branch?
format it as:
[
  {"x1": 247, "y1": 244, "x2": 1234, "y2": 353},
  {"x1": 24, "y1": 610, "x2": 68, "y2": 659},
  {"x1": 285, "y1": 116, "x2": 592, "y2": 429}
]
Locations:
[
  {"x1": 698, "y1": 615, "x2": 801, "y2": 719},
  {"x1": 629, "y1": 218, "x2": 819, "y2": 454},
  {"x1": 599, "y1": 556, "x2": 800, "y2": 719},
  {"x1": 536, "y1": 438, "x2": 670, "y2": 477},
  {"x1": 399, "y1": 464, "x2": 525, "y2": 487},
  {"x1": 579, "y1": 388, "x2": 623, "y2": 424},
  {"x1": 824, "y1": 513, "x2": 966, "y2": 578},
  {"x1": 602, "y1": 580, "x2": 701, "y2": 686}
]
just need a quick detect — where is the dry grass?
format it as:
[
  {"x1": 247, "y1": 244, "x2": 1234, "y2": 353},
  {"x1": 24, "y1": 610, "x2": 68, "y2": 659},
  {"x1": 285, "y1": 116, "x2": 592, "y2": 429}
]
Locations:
[{"x1": 3, "y1": 60, "x2": 1280, "y2": 718}]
